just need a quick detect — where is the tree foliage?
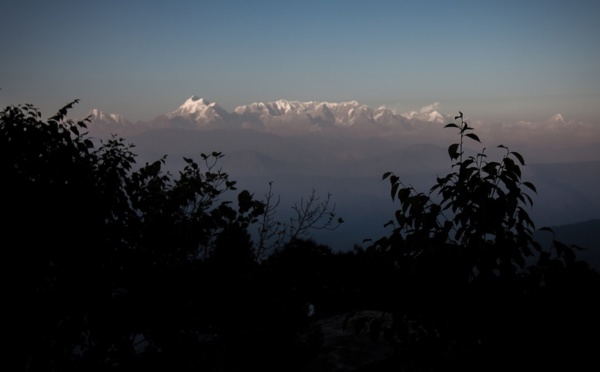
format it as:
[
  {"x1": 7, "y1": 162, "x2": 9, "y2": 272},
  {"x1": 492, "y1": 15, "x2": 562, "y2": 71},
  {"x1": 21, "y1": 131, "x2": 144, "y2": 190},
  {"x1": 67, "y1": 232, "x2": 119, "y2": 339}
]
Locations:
[
  {"x1": 374, "y1": 111, "x2": 547, "y2": 280},
  {"x1": 1, "y1": 101, "x2": 341, "y2": 371},
  {"x1": 367, "y1": 112, "x2": 599, "y2": 370}
]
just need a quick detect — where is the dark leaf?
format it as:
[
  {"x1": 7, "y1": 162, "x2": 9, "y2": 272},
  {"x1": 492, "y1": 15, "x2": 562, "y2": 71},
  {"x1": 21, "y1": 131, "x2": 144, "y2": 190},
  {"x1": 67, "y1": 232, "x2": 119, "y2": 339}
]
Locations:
[
  {"x1": 397, "y1": 187, "x2": 411, "y2": 203},
  {"x1": 553, "y1": 240, "x2": 569, "y2": 256},
  {"x1": 465, "y1": 133, "x2": 481, "y2": 143},
  {"x1": 510, "y1": 151, "x2": 526, "y2": 165},
  {"x1": 522, "y1": 192, "x2": 533, "y2": 206},
  {"x1": 448, "y1": 143, "x2": 460, "y2": 160},
  {"x1": 395, "y1": 210, "x2": 405, "y2": 225},
  {"x1": 522, "y1": 181, "x2": 537, "y2": 193},
  {"x1": 391, "y1": 182, "x2": 399, "y2": 201}
]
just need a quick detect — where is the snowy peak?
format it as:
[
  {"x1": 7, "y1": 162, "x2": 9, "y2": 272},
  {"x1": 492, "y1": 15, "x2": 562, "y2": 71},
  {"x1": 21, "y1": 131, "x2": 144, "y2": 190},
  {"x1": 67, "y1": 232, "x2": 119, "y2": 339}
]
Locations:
[
  {"x1": 189, "y1": 95, "x2": 209, "y2": 104},
  {"x1": 88, "y1": 108, "x2": 128, "y2": 125},
  {"x1": 427, "y1": 111, "x2": 445, "y2": 123},
  {"x1": 400, "y1": 103, "x2": 447, "y2": 124},
  {"x1": 167, "y1": 96, "x2": 230, "y2": 125},
  {"x1": 235, "y1": 100, "x2": 318, "y2": 116},
  {"x1": 168, "y1": 96, "x2": 218, "y2": 116},
  {"x1": 271, "y1": 100, "x2": 308, "y2": 115},
  {"x1": 549, "y1": 113, "x2": 566, "y2": 124},
  {"x1": 233, "y1": 99, "x2": 383, "y2": 127},
  {"x1": 182, "y1": 95, "x2": 213, "y2": 109},
  {"x1": 545, "y1": 113, "x2": 585, "y2": 129},
  {"x1": 85, "y1": 108, "x2": 137, "y2": 136},
  {"x1": 373, "y1": 107, "x2": 411, "y2": 128}
]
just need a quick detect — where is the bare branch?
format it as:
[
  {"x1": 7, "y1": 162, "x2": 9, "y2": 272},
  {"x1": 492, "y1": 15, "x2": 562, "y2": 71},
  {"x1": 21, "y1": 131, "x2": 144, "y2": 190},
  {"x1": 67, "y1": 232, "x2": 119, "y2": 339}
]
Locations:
[
  {"x1": 255, "y1": 181, "x2": 286, "y2": 260},
  {"x1": 288, "y1": 189, "x2": 343, "y2": 242}
]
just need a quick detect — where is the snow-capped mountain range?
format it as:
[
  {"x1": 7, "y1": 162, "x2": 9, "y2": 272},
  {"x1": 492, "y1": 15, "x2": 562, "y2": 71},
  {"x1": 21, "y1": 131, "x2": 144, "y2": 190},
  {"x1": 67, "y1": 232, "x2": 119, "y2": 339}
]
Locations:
[
  {"x1": 86, "y1": 96, "x2": 587, "y2": 144},
  {"x1": 87, "y1": 96, "x2": 448, "y2": 136}
]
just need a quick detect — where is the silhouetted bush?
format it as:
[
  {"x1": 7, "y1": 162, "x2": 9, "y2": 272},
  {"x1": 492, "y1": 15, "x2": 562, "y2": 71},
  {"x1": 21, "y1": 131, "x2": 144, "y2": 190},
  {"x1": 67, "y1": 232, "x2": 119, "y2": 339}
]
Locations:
[
  {"x1": 367, "y1": 112, "x2": 600, "y2": 370},
  {"x1": 2, "y1": 101, "x2": 348, "y2": 371},
  {"x1": 1, "y1": 102, "x2": 269, "y2": 370}
]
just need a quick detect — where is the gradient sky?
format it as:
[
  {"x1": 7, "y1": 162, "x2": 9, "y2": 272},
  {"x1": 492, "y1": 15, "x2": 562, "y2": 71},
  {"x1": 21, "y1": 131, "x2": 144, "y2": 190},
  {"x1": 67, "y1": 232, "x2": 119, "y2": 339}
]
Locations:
[{"x1": 2, "y1": 0, "x2": 599, "y2": 123}]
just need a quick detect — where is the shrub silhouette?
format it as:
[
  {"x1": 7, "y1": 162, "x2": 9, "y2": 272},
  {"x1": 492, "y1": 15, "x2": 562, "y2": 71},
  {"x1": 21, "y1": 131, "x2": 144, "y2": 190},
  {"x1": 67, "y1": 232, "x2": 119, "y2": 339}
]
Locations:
[
  {"x1": 368, "y1": 112, "x2": 600, "y2": 371},
  {"x1": 2, "y1": 101, "x2": 347, "y2": 371},
  {"x1": 1, "y1": 101, "x2": 272, "y2": 370}
]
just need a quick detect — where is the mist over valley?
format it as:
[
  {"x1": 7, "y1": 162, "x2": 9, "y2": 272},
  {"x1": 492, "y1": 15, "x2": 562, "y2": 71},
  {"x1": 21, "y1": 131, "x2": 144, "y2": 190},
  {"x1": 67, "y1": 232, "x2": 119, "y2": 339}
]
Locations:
[{"x1": 87, "y1": 97, "x2": 600, "y2": 259}]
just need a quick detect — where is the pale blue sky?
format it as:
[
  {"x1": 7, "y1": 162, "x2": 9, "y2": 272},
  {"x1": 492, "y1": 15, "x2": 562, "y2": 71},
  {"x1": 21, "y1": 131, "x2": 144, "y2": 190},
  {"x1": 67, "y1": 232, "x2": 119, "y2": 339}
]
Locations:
[{"x1": 1, "y1": 0, "x2": 599, "y2": 123}]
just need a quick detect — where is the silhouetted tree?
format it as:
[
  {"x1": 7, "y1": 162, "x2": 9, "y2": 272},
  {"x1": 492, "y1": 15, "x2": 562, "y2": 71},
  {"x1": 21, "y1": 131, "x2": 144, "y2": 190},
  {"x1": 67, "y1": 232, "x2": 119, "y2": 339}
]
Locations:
[
  {"x1": 2, "y1": 101, "x2": 349, "y2": 371},
  {"x1": 367, "y1": 112, "x2": 600, "y2": 371},
  {"x1": 1, "y1": 101, "x2": 267, "y2": 371},
  {"x1": 255, "y1": 182, "x2": 344, "y2": 261}
]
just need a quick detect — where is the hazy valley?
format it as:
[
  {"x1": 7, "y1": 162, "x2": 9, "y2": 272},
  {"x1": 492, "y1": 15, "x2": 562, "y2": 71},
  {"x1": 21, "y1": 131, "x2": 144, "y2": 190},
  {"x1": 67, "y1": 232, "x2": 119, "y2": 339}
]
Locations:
[{"x1": 87, "y1": 97, "x2": 600, "y2": 263}]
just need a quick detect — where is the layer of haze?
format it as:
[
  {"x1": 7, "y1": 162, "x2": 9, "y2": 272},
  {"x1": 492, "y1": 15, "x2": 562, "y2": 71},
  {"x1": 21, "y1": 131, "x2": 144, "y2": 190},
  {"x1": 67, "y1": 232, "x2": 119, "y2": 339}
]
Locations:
[
  {"x1": 82, "y1": 97, "x2": 600, "y2": 253},
  {"x1": 2, "y1": 0, "x2": 600, "y2": 124}
]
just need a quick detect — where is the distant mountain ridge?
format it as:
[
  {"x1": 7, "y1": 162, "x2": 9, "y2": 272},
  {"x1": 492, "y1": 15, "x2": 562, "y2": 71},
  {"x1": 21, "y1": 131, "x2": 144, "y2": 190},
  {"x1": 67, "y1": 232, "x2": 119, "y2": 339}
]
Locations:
[
  {"x1": 87, "y1": 96, "x2": 444, "y2": 136},
  {"x1": 232, "y1": 99, "x2": 417, "y2": 129},
  {"x1": 85, "y1": 96, "x2": 600, "y2": 151}
]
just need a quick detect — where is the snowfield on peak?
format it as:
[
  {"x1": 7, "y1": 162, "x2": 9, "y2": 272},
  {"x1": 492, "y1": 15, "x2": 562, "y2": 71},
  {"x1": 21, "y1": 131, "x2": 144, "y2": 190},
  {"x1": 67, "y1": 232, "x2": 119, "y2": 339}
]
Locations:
[
  {"x1": 165, "y1": 96, "x2": 230, "y2": 127},
  {"x1": 88, "y1": 109, "x2": 129, "y2": 125},
  {"x1": 168, "y1": 96, "x2": 222, "y2": 116},
  {"x1": 231, "y1": 99, "x2": 415, "y2": 130}
]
